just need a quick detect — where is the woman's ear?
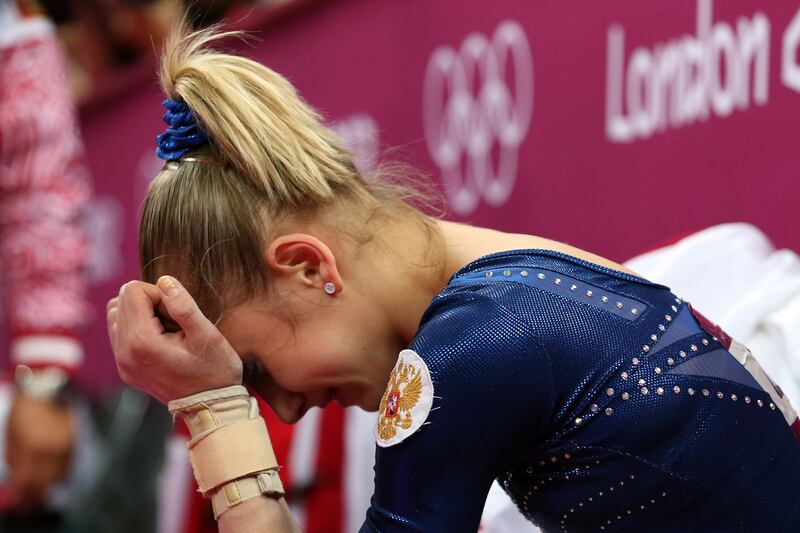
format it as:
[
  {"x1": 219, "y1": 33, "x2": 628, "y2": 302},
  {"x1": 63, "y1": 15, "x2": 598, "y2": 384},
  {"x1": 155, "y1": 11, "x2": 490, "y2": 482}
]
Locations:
[{"x1": 266, "y1": 234, "x2": 343, "y2": 294}]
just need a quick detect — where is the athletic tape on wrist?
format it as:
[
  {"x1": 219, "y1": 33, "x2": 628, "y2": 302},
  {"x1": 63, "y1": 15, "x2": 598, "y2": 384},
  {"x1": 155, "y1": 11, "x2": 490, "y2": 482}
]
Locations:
[
  {"x1": 168, "y1": 385, "x2": 250, "y2": 412},
  {"x1": 188, "y1": 417, "x2": 277, "y2": 493},
  {"x1": 210, "y1": 470, "x2": 285, "y2": 519},
  {"x1": 168, "y1": 385, "x2": 285, "y2": 507}
]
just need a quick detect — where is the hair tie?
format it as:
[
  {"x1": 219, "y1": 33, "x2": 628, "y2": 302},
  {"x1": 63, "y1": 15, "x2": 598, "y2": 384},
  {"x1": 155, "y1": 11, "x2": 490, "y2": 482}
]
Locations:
[{"x1": 155, "y1": 98, "x2": 209, "y2": 161}]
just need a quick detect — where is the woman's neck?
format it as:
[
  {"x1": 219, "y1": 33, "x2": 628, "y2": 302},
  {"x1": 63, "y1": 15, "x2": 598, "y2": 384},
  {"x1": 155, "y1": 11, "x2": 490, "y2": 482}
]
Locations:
[{"x1": 380, "y1": 218, "x2": 505, "y2": 345}]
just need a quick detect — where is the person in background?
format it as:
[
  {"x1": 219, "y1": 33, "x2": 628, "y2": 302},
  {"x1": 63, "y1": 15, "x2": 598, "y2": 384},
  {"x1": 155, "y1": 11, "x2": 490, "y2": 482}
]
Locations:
[
  {"x1": 0, "y1": 0, "x2": 92, "y2": 523},
  {"x1": 2, "y1": 2, "x2": 289, "y2": 531}
]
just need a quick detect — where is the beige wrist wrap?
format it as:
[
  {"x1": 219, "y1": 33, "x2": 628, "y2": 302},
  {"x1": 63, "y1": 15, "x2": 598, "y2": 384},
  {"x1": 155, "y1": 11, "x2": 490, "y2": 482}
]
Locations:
[{"x1": 168, "y1": 385, "x2": 284, "y2": 518}]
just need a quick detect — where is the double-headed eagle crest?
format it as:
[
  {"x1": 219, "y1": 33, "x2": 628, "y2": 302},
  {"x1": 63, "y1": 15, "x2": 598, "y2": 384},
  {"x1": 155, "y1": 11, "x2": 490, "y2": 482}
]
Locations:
[{"x1": 376, "y1": 358, "x2": 424, "y2": 442}]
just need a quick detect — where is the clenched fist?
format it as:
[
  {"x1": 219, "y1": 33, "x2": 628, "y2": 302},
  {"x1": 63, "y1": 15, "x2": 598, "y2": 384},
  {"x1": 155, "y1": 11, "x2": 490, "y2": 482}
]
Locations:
[{"x1": 107, "y1": 276, "x2": 242, "y2": 404}]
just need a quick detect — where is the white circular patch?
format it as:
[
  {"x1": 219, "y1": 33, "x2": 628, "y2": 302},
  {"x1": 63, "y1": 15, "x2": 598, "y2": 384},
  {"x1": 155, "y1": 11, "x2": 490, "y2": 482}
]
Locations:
[{"x1": 374, "y1": 349, "x2": 434, "y2": 448}]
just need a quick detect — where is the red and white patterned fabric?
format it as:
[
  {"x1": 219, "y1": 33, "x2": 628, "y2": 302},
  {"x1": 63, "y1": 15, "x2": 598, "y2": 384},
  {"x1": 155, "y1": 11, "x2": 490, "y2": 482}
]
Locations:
[{"x1": 0, "y1": 0, "x2": 92, "y2": 372}]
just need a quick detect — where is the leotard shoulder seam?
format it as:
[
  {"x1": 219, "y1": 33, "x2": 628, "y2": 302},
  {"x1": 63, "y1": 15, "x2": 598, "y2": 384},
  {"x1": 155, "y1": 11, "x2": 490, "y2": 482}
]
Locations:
[{"x1": 448, "y1": 248, "x2": 667, "y2": 289}]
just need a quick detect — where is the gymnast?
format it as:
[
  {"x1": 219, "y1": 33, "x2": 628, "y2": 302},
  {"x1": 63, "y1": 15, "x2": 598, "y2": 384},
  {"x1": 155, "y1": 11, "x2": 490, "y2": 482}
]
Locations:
[{"x1": 107, "y1": 20, "x2": 800, "y2": 532}]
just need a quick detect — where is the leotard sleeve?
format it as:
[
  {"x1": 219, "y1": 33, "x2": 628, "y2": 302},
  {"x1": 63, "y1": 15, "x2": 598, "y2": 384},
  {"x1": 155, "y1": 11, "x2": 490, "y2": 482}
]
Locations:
[{"x1": 360, "y1": 290, "x2": 555, "y2": 532}]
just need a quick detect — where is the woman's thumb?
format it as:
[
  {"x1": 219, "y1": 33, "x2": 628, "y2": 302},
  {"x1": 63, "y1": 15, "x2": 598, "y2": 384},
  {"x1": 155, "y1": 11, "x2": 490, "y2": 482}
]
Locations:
[{"x1": 156, "y1": 276, "x2": 212, "y2": 340}]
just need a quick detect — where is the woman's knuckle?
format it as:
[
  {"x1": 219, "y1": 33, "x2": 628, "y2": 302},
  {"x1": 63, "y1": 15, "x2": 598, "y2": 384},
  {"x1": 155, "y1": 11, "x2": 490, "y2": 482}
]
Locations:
[{"x1": 129, "y1": 332, "x2": 150, "y2": 355}]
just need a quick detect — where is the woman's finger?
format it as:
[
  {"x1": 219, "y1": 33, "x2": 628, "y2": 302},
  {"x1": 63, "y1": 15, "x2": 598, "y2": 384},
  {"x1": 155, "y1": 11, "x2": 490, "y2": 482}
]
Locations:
[
  {"x1": 118, "y1": 281, "x2": 165, "y2": 337},
  {"x1": 119, "y1": 280, "x2": 161, "y2": 314},
  {"x1": 107, "y1": 305, "x2": 118, "y2": 324},
  {"x1": 107, "y1": 306, "x2": 118, "y2": 348}
]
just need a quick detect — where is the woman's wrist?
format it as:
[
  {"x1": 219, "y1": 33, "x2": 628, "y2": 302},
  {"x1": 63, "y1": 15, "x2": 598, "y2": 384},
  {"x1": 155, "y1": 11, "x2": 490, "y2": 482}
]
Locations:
[
  {"x1": 168, "y1": 386, "x2": 285, "y2": 519},
  {"x1": 168, "y1": 385, "x2": 255, "y2": 438}
]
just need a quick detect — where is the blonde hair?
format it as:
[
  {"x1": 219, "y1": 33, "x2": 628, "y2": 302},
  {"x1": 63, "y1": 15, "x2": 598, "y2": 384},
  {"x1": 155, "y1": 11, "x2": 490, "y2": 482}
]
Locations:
[{"x1": 140, "y1": 18, "x2": 440, "y2": 322}]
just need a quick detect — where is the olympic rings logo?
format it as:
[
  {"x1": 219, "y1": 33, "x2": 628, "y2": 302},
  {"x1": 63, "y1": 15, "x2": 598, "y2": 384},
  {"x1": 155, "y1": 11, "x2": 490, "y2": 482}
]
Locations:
[{"x1": 423, "y1": 20, "x2": 534, "y2": 215}]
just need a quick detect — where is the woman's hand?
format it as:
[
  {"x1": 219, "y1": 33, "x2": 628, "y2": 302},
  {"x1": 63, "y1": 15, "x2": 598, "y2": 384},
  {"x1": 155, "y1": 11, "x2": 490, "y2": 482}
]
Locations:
[{"x1": 107, "y1": 276, "x2": 243, "y2": 404}]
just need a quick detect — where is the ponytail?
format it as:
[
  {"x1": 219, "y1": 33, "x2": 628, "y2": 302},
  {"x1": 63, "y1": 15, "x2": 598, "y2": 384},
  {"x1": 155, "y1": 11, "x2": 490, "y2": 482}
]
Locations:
[{"x1": 159, "y1": 17, "x2": 358, "y2": 206}]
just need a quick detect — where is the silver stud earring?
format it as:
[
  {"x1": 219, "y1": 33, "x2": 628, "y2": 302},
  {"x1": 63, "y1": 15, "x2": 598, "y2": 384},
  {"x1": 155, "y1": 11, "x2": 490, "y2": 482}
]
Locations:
[{"x1": 323, "y1": 282, "x2": 336, "y2": 295}]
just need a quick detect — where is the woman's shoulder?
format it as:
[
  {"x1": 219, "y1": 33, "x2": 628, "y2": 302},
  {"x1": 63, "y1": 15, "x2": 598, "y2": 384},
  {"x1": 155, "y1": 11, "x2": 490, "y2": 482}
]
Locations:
[
  {"x1": 438, "y1": 221, "x2": 644, "y2": 279},
  {"x1": 428, "y1": 248, "x2": 669, "y2": 325},
  {"x1": 411, "y1": 247, "x2": 674, "y2": 370},
  {"x1": 414, "y1": 280, "x2": 540, "y2": 354},
  {"x1": 410, "y1": 261, "x2": 553, "y2": 380}
]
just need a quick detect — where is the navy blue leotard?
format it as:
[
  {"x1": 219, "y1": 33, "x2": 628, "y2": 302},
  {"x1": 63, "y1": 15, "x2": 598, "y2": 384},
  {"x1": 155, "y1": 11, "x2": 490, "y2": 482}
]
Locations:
[{"x1": 360, "y1": 249, "x2": 800, "y2": 532}]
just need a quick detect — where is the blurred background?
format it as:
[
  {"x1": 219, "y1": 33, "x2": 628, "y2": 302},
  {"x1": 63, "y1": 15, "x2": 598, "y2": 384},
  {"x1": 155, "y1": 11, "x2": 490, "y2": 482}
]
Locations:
[{"x1": 2, "y1": 0, "x2": 800, "y2": 531}]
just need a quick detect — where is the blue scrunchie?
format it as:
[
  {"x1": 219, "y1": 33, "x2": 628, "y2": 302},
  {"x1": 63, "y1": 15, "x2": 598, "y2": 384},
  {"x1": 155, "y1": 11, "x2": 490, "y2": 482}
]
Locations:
[{"x1": 155, "y1": 98, "x2": 209, "y2": 161}]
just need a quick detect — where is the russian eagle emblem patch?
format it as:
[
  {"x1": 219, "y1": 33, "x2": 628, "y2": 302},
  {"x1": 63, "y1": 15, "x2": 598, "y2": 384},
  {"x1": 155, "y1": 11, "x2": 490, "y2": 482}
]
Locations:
[{"x1": 375, "y1": 349, "x2": 434, "y2": 447}]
